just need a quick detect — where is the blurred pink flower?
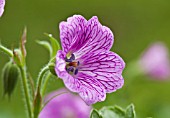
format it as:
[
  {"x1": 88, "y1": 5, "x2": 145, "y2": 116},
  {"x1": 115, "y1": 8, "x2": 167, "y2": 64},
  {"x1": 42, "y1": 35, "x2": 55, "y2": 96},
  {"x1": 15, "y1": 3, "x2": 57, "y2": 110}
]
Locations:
[
  {"x1": 39, "y1": 88, "x2": 92, "y2": 118},
  {"x1": 139, "y1": 42, "x2": 170, "y2": 79},
  {"x1": 0, "y1": 0, "x2": 5, "y2": 17}
]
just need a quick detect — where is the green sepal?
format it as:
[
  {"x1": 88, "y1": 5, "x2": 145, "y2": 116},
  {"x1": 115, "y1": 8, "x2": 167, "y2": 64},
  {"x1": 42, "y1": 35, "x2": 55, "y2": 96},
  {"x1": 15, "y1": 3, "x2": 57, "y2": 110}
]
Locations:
[
  {"x1": 36, "y1": 40, "x2": 53, "y2": 57},
  {"x1": 20, "y1": 27, "x2": 27, "y2": 58},
  {"x1": 90, "y1": 109, "x2": 103, "y2": 118},
  {"x1": 44, "y1": 33, "x2": 61, "y2": 58}
]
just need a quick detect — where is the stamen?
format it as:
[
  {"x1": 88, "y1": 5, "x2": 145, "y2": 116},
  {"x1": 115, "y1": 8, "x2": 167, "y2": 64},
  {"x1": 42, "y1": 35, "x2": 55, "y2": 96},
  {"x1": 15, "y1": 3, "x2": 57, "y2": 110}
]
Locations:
[
  {"x1": 65, "y1": 54, "x2": 75, "y2": 62},
  {"x1": 66, "y1": 66, "x2": 74, "y2": 73},
  {"x1": 65, "y1": 58, "x2": 72, "y2": 62},
  {"x1": 70, "y1": 54, "x2": 75, "y2": 60},
  {"x1": 77, "y1": 61, "x2": 80, "y2": 66},
  {"x1": 74, "y1": 68, "x2": 78, "y2": 75},
  {"x1": 65, "y1": 53, "x2": 79, "y2": 75}
]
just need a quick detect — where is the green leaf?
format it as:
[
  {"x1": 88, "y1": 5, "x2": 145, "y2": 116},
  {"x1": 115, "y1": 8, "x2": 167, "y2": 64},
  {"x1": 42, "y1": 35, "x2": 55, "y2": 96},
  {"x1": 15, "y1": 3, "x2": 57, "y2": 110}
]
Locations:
[
  {"x1": 44, "y1": 33, "x2": 60, "y2": 57},
  {"x1": 100, "y1": 106, "x2": 125, "y2": 118},
  {"x1": 125, "y1": 104, "x2": 136, "y2": 118},
  {"x1": 90, "y1": 109, "x2": 102, "y2": 118},
  {"x1": 36, "y1": 40, "x2": 53, "y2": 57}
]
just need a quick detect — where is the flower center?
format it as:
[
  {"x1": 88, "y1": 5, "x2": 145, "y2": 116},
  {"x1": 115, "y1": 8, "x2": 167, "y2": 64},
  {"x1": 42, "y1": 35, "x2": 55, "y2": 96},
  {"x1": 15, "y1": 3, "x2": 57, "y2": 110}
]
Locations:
[{"x1": 65, "y1": 54, "x2": 79, "y2": 75}]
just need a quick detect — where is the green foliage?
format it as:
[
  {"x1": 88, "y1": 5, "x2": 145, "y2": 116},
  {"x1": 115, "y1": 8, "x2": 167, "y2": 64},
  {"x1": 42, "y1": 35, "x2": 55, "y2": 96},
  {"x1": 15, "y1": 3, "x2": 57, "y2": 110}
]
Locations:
[
  {"x1": 90, "y1": 109, "x2": 103, "y2": 118},
  {"x1": 100, "y1": 106, "x2": 125, "y2": 118},
  {"x1": 125, "y1": 104, "x2": 136, "y2": 118},
  {"x1": 37, "y1": 33, "x2": 60, "y2": 59},
  {"x1": 91, "y1": 104, "x2": 136, "y2": 118}
]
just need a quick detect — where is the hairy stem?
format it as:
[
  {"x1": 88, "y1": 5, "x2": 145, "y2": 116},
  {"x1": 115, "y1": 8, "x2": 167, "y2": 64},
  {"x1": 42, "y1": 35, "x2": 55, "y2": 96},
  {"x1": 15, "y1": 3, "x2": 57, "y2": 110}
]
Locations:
[
  {"x1": 33, "y1": 65, "x2": 49, "y2": 118},
  {"x1": 36, "y1": 66, "x2": 49, "y2": 91},
  {"x1": 19, "y1": 66, "x2": 32, "y2": 118},
  {"x1": 41, "y1": 72, "x2": 51, "y2": 96}
]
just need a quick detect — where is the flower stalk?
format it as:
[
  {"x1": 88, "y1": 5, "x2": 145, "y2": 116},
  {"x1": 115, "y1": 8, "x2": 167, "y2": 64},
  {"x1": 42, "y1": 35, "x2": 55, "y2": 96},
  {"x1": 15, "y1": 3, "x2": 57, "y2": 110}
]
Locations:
[
  {"x1": 0, "y1": 44, "x2": 13, "y2": 57},
  {"x1": 33, "y1": 65, "x2": 49, "y2": 118},
  {"x1": 19, "y1": 65, "x2": 33, "y2": 118}
]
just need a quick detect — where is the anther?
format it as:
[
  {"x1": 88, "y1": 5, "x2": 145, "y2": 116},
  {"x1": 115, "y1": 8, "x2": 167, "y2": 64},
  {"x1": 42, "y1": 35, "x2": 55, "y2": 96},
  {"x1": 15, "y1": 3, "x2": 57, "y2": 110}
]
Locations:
[
  {"x1": 66, "y1": 66, "x2": 74, "y2": 73},
  {"x1": 74, "y1": 68, "x2": 78, "y2": 75}
]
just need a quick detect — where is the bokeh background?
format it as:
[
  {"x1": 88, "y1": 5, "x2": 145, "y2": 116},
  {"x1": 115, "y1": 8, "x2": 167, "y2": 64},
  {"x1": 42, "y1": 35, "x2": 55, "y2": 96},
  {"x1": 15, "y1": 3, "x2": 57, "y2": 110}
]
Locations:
[{"x1": 1, "y1": 0, "x2": 170, "y2": 118}]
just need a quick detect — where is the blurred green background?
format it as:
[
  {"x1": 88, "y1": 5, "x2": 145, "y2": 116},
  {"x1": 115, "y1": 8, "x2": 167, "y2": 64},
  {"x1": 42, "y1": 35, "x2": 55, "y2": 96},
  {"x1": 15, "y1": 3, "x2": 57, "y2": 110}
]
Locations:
[{"x1": 1, "y1": 0, "x2": 170, "y2": 118}]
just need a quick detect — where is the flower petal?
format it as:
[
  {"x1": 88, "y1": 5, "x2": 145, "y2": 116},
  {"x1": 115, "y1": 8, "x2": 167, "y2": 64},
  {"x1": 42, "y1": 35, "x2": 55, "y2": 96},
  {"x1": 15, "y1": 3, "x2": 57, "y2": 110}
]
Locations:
[
  {"x1": 59, "y1": 15, "x2": 87, "y2": 53},
  {"x1": 74, "y1": 16, "x2": 114, "y2": 58},
  {"x1": 139, "y1": 42, "x2": 170, "y2": 79},
  {"x1": 0, "y1": 0, "x2": 5, "y2": 17},
  {"x1": 55, "y1": 51, "x2": 106, "y2": 105},
  {"x1": 76, "y1": 72, "x2": 106, "y2": 105},
  {"x1": 78, "y1": 51, "x2": 125, "y2": 93},
  {"x1": 39, "y1": 88, "x2": 92, "y2": 118},
  {"x1": 62, "y1": 73, "x2": 106, "y2": 105},
  {"x1": 59, "y1": 15, "x2": 114, "y2": 57}
]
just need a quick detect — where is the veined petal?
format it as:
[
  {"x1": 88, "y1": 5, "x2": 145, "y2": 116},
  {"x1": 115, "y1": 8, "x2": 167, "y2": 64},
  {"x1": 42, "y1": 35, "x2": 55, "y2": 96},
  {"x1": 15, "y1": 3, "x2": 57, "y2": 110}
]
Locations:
[
  {"x1": 59, "y1": 15, "x2": 114, "y2": 57},
  {"x1": 78, "y1": 51, "x2": 125, "y2": 93},
  {"x1": 55, "y1": 50, "x2": 106, "y2": 105},
  {"x1": 74, "y1": 16, "x2": 114, "y2": 58},
  {"x1": 0, "y1": 0, "x2": 5, "y2": 17},
  {"x1": 62, "y1": 72, "x2": 106, "y2": 105},
  {"x1": 76, "y1": 72, "x2": 106, "y2": 105},
  {"x1": 59, "y1": 15, "x2": 87, "y2": 53}
]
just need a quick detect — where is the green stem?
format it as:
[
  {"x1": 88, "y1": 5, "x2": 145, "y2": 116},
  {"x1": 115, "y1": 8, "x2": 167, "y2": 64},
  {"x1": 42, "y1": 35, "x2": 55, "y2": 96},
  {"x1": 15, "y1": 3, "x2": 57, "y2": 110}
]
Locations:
[
  {"x1": 0, "y1": 44, "x2": 13, "y2": 57},
  {"x1": 34, "y1": 65, "x2": 49, "y2": 118},
  {"x1": 19, "y1": 66, "x2": 32, "y2": 118},
  {"x1": 41, "y1": 72, "x2": 51, "y2": 96},
  {"x1": 36, "y1": 65, "x2": 49, "y2": 92}
]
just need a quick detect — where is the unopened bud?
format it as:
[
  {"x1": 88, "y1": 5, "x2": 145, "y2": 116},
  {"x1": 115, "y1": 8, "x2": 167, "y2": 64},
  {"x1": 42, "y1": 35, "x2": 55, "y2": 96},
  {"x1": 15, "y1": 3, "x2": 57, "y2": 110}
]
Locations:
[
  {"x1": 13, "y1": 49, "x2": 22, "y2": 66},
  {"x1": 2, "y1": 61, "x2": 19, "y2": 98}
]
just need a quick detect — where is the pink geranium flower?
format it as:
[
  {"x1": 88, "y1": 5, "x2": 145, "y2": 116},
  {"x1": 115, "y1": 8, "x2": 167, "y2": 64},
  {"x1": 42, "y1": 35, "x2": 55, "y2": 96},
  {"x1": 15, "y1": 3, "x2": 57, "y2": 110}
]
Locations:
[
  {"x1": 139, "y1": 42, "x2": 170, "y2": 79},
  {"x1": 0, "y1": 0, "x2": 5, "y2": 17},
  {"x1": 39, "y1": 88, "x2": 92, "y2": 118},
  {"x1": 55, "y1": 15, "x2": 125, "y2": 105}
]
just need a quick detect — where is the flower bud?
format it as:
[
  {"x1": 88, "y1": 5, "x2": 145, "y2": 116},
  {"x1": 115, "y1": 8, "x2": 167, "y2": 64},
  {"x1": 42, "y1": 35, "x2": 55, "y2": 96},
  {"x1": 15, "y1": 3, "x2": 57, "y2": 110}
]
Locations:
[
  {"x1": 13, "y1": 49, "x2": 22, "y2": 66},
  {"x1": 48, "y1": 57, "x2": 56, "y2": 76},
  {"x1": 48, "y1": 62, "x2": 56, "y2": 76},
  {"x1": 2, "y1": 61, "x2": 19, "y2": 98}
]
